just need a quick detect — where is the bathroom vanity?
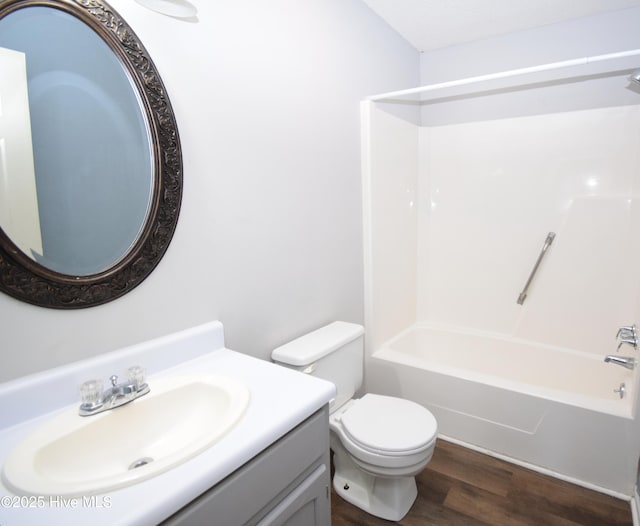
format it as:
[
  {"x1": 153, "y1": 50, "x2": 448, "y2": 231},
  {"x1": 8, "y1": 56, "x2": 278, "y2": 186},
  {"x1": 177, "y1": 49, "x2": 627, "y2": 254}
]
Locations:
[
  {"x1": 162, "y1": 406, "x2": 330, "y2": 525},
  {"x1": 0, "y1": 322, "x2": 335, "y2": 526}
]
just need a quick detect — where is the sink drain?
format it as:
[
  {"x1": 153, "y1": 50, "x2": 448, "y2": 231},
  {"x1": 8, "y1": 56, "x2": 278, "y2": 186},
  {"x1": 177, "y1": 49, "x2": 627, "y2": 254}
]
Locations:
[{"x1": 128, "y1": 457, "x2": 154, "y2": 470}]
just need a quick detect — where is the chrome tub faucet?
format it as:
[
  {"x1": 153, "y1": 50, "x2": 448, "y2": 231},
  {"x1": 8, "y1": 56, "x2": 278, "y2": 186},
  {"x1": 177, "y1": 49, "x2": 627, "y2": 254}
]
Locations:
[
  {"x1": 604, "y1": 355, "x2": 636, "y2": 370},
  {"x1": 79, "y1": 366, "x2": 149, "y2": 416}
]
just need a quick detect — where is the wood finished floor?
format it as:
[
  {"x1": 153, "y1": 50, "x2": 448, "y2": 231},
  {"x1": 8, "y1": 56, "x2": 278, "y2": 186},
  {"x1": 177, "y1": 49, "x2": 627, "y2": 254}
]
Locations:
[{"x1": 330, "y1": 439, "x2": 633, "y2": 526}]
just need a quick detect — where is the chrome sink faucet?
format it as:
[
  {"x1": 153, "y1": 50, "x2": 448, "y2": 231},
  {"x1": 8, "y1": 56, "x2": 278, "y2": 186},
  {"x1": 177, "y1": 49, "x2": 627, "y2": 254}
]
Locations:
[
  {"x1": 604, "y1": 355, "x2": 636, "y2": 370},
  {"x1": 79, "y1": 366, "x2": 150, "y2": 416}
]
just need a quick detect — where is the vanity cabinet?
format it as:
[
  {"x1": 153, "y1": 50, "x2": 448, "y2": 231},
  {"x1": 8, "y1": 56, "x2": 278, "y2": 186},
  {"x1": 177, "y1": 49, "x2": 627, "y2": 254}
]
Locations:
[{"x1": 162, "y1": 406, "x2": 331, "y2": 526}]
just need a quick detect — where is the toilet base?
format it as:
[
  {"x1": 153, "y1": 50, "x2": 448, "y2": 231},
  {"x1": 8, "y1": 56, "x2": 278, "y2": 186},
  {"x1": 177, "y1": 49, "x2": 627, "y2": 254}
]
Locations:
[{"x1": 332, "y1": 444, "x2": 418, "y2": 522}]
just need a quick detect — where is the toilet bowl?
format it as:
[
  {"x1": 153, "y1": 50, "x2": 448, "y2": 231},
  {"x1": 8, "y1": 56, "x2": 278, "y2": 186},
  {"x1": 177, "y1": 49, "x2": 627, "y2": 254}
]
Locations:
[
  {"x1": 271, "y1": 321, "x2": 439, "y2": 521},
  {"x1": 329, "y1": 394, "x2": 437, "y2": 520}
]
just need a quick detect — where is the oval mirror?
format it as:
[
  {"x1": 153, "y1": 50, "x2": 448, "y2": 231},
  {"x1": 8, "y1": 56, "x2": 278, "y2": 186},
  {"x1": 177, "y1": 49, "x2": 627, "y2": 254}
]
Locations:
[{"x1": 0, "y1": 0, "x2": 182, "y2": 308}]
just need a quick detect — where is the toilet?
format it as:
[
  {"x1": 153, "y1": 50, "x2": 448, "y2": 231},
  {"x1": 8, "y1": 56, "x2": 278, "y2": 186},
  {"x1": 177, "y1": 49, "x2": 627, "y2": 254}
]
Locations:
[{"x1": 271, "y1": 321, "x2": 438, "y2": 521}]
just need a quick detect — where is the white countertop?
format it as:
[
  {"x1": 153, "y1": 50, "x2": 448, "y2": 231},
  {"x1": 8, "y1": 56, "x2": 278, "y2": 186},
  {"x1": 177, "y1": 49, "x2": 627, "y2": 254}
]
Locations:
[{"x1": 0, "y1": 322, "x2": 335, "y2": 525}]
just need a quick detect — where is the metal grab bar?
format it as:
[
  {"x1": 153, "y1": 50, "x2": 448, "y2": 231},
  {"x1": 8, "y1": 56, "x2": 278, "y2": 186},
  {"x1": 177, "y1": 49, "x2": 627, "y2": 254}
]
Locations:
[{"x1": 517, "y1": 232, "x2": 556, "y2": 305}]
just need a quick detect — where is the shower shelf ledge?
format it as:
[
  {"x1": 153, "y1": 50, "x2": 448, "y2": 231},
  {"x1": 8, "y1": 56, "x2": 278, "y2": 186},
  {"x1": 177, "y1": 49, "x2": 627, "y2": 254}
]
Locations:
[{"x1": 367, "y1": 49, "x2": 640, "y2": 104}]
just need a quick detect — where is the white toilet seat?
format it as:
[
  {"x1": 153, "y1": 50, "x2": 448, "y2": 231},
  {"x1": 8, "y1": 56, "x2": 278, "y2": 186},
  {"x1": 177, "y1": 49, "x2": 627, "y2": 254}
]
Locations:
[
  {"x1": 341, "y1": 393, "x2": 437, "y2": 456},
  {"x1": 330, "y1": 394, "x2": 437, "y2": 473}
]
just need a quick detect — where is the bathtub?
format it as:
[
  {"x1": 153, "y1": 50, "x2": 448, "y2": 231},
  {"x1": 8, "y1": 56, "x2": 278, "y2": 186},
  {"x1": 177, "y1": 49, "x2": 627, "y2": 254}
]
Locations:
[{"x1": 365, "y1": 324, "x2": 639, "y2": 496}]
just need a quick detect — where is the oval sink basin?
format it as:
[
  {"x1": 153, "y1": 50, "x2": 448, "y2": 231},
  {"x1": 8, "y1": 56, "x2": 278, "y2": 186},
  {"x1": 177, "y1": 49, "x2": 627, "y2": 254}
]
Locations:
[{"x1": 2, "y1": 375, "x2": 250, "y2": 496}]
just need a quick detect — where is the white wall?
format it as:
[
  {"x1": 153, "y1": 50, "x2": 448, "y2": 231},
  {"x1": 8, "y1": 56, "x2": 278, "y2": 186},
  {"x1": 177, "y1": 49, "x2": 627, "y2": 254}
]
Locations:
[
  {"x1": 0, "y1": 0, "x2": 419, "y2": 382},
  {"x1": 420, "y1": 7, "x2": 640, "y2": 83}
]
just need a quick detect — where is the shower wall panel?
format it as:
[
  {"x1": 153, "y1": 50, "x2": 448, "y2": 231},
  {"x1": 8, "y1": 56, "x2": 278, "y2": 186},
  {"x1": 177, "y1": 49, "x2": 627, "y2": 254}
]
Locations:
[
  {"x1": 417, "y1": 105, "x2": 640, "y2": 354},
  {"x1": 365, "y1": 104, "x2": 419, "y2": 352}
]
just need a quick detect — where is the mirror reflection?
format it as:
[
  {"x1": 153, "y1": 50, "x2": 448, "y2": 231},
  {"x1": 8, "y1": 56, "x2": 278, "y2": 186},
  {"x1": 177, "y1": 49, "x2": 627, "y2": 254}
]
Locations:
[{"x1": 0, "y1": 6, "x2": 152, "y2": 276}]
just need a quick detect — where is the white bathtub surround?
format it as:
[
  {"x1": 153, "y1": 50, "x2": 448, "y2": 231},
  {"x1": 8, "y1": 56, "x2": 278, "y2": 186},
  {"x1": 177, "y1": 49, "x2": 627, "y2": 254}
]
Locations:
[
  {"x1": 362, "y1": 103, "x2": 419, "y2": 351},
  {"x1": 418, "y1": 106, "x2": 640, "y2": 352},
  {"x1": 362, "y1": 59, "x2": 640, "y2": 499},
  {"x1": 0, "y1": 322, "x2": 335, "y2": 526},
  {"x1": 364, "y1": 101, "x2": 640, "y2": 353}
]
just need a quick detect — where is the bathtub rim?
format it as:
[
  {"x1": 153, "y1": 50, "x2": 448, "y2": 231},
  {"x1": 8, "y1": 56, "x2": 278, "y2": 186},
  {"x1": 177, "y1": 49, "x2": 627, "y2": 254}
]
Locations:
[{"x1": 370, "y1": 322, "x2": 637, "y2": 420}]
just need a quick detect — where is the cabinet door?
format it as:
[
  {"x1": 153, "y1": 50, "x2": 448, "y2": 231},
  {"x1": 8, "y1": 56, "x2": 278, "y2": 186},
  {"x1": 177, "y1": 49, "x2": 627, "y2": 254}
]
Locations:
[{"x1": 256, "y1": 465, "x2": 329, "y2": 526}]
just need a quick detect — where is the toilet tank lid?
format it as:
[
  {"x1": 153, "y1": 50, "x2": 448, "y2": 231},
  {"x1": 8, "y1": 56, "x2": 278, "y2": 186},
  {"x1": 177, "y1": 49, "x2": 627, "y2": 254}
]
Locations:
[{"x1": 272, "y1": 321, "x2": 364, "y2": 366}]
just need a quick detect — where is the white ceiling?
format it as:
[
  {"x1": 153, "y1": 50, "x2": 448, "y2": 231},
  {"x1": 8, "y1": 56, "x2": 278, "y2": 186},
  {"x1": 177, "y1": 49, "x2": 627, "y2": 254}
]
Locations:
[{"x1": 362, "y1": 0, "x2": 640, "y2": 52}]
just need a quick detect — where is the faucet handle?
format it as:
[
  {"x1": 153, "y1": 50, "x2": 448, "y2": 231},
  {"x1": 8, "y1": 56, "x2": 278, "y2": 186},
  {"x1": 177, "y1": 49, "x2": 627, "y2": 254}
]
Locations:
[
  {"x1": 127, "y1": 366, "x2": 146, "y2": 391},
  {"x1": 616, "y1": 338, "x2": 636, "y2": 352},
  {"x1": 617, "y1": 325, "x2": 637, "y2": 339},
  {"x1": 110, "y1": 374, "x2": 119, "y2": 387},
  {"x1": 80, "y1": 379, "x2": 103, "y2": 407},
  {"x1": 617, "y1": 339, "x2": 638, "y2": 351}
]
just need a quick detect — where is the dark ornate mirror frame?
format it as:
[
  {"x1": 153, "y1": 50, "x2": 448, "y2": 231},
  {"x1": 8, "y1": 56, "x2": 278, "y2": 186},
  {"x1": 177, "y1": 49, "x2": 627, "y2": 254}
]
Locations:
[{"x1": 0, "y1": 0, "x2": 182, "y2": 308}]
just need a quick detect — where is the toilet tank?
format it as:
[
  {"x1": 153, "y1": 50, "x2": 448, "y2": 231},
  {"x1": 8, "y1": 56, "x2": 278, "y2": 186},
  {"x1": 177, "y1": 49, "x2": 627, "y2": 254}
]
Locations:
[{"x1": 272, "y1": 321, "x2": 364, "y2": 411}]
